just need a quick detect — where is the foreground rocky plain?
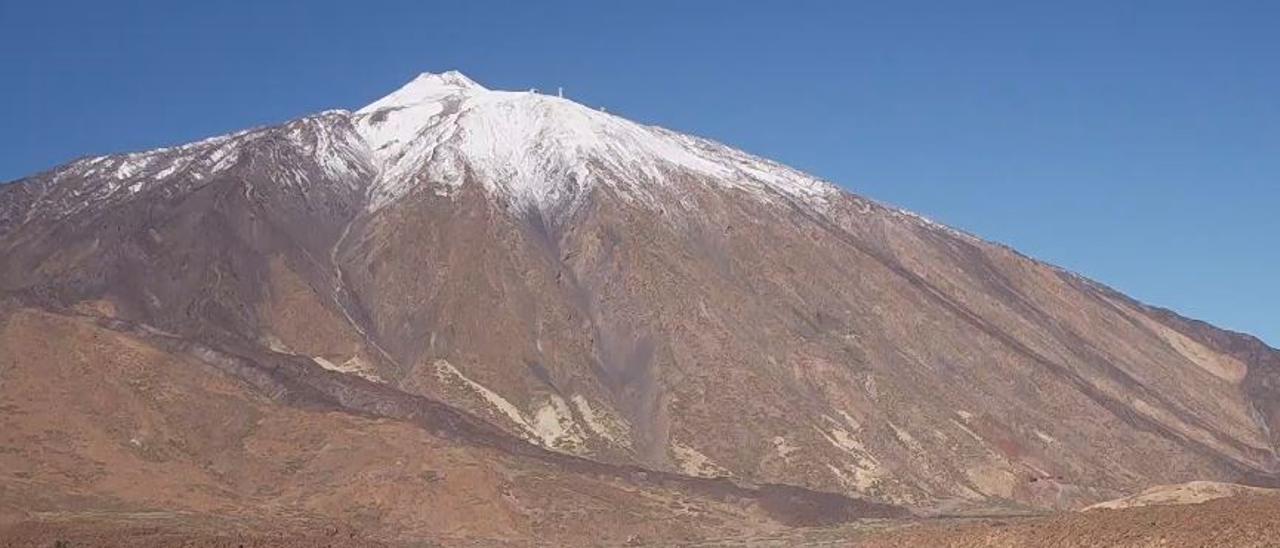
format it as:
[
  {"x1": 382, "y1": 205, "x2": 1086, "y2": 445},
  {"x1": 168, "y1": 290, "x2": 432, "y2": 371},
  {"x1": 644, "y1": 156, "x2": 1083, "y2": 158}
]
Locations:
[{"x1": 7, "y1": 489, "x2": 1280, "y2": 546}]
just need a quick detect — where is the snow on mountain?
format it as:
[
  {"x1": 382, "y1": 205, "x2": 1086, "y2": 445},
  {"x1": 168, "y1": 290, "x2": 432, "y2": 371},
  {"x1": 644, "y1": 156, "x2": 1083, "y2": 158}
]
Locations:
[
  {"x1": 5, "y1": 112, "x2": 375, "y2": 228},
  {"x1": 7, "y1": 71, "x2": 909, "y2": 228},
  {"x1": 352, "y1": 71, "x2": 841, "y2": 216}
]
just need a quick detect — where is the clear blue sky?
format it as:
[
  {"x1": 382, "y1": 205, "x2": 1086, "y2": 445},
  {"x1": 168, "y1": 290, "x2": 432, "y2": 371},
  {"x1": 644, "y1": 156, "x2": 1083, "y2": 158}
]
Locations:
[{"x1": 2, "y1": 1, "x2": 1276, "y2": 345}]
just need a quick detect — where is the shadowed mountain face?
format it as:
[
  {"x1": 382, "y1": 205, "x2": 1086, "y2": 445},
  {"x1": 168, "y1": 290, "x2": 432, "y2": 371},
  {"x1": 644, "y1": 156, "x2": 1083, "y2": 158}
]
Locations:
[{"x1": 2, "y1": 71, "x2": 1278, "y2": 542}]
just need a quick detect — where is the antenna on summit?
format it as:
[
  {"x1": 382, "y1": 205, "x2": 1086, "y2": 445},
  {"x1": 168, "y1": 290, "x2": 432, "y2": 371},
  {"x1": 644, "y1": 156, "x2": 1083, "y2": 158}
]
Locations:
[{"x1": 557, "y1": 86, "x2": 563, "y2": 98}]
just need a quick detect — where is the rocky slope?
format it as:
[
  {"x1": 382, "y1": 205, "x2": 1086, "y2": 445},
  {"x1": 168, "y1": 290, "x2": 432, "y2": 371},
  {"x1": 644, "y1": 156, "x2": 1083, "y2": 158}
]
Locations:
[
  {"x1": 0, "y1": 306, "x2": 902, "y2": 545},
  {"x1": 2, "y1": 71, "x2": 1279, "y2": 542}
]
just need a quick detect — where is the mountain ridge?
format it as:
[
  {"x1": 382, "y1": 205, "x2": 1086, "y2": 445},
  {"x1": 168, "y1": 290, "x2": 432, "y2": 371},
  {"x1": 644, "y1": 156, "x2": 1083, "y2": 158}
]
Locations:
[{"x1": 3, "y1": 69, "x2": 1280, "y2": 544}]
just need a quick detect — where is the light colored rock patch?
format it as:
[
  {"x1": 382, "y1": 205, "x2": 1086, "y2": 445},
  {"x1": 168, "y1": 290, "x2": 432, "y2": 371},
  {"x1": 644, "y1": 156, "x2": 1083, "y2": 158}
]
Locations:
[
  {"x1": 1108, "y1": 297, "x2": 1248, "y2": 383},
  {"x1": 434, "y1": 359, "x2": 536, "y2": 437},
  {"x1": 267, "y1": 329, "x2": 381, "y2": 383},
  {"x1": 820, "y1": 415, "x2": 873, "y2": 453},
  {"x1": 836, "y1": 410, "x2": 861, "y2": 430},
  {"x1": 862, "y1": 374, "x2": 879, "y2": 399},
  {"x1": 816, "y1": 420, "x2": 882, "y2": 468},
  {"x1": 1153, "y1": 321, "x2": 1249, "y2": 383},
  {"x1": 1130, "y1": 397, "x2": 1229, "y2": 456},
  {"x1": 432, "y1": 360, "x2": 592, "y2": 454},
  {"x1": 816, "y1": 421, "x2": 885, "y2": 492},
  {"x1": 964, "y1": 463, "x2": 1019, "y2": 499},
  {"x1": 313, "y1": 355, "x2": 383, "y2": 383},
  {"x1": 772, "y1": 436, "x2": 800, "y2": 463},
  {"x1": 1033, "y1": 429, "x2": 1057, "y2": 445},
  {"x1": 1086, "y1": 481, "x2": 1280, "y2": 510},
  {"x1": 671, "y1": 441, "x2": 730, "y2": 478},
  {"x1": 827, "y1": 465, "x2": 858, "y2": 490},
  {"x1": 950, "y1": 418, "x2": 984, "y2": 443},
  {"x1": 822, "y1": 423, "x2": 866, "y2": 455},
  {"x1": 531, "y1": 394, "x2": 586, "y2": 451},
  {"x1": 263, "y1": 334, "x2": 292, "y2": 354},
  {"x1": 889, "y1": 422, "x2": 925, "y2": 453},
  {"x1": 570, "y1": 394, "x2": 632, "y2": 448},
  {"x1": 826, "y1": 458, "x2": 884, "y2": 492}
]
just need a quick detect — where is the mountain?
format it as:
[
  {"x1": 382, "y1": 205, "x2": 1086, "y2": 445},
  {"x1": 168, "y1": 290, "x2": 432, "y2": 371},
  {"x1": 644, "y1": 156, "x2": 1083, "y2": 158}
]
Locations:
[{"x1": 2, "y1": 70, "x2": 1279, "y2": 543}]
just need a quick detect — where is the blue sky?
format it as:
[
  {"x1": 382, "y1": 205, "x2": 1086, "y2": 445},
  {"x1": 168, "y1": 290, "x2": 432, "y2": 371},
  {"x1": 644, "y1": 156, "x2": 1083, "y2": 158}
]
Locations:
[{"x1": 2, "y1": 1, "x2": 1276, "y2": 345}]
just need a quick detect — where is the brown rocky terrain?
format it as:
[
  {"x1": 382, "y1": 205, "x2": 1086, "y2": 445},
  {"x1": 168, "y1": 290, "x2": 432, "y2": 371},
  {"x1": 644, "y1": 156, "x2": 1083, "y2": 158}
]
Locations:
[
  {"x1": 0, "y1": 306, "x2": 902, "y2": 545},
  {"x1": 1084, "y1": 480, "x2": 1280, "y2": 510},
  {"x1": 2, "y1": 71, "x2": 1279, "y2": 544},
  {"x1": 854, "y1": 493, "x2": 1280, "y2": 548},
  {"x1": 8, "y1": 488, "x2": 1280, "y2": 547}
]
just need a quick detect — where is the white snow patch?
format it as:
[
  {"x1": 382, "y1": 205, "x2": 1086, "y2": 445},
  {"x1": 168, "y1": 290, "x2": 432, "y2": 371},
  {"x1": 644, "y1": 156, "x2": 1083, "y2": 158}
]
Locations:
[
  {"x1": 24, "y1": 70, "x2": 993, "y2": 254},
  {"x1": 888, "y1": 208, "x2": 985, "y2": 244},
  {"x1": 358, "y1": 71, "x2": 483, "y2": 114},
  {"x1": 352, "y1": 71, "x2": 842, "y2": 218},
  {"x1": 27, "y1": 108, "x2": 376, "y2": 224}
]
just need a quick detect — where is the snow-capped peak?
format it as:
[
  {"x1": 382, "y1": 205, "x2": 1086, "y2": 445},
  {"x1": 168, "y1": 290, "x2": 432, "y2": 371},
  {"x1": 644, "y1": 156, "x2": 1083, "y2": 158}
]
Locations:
[
  {"x1": 357, "y1": 70, "x2": 485, "y2": 114},
  {"x1": 351, "y1": 72, "x2": 840, "y2": 217},
  {"x1": 18, "y1": 70, "x2": 842, "y2": 226}
]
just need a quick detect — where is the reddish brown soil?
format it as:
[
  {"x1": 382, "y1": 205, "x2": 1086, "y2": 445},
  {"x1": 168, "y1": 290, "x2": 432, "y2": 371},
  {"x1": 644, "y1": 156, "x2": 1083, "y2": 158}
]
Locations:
[
  {"x1": 10, "y1": 495, "x2": 1280, "y2": 547},
  {"x1": 854, "y1": 494, "x2": 1280, "y2": 548},
  {"x1": 0, "y1": 519, "x2": 390, "y2": 548}
]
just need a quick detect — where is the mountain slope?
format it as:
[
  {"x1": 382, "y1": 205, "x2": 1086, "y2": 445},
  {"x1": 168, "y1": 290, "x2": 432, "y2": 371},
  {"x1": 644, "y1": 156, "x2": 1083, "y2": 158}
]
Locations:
[
  {"x1": 0, "y1": 306, "x2": 900, "y2": 545},
  {"x1": 2, "y1": 71, "x2": 1279, "y2": 539}
]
